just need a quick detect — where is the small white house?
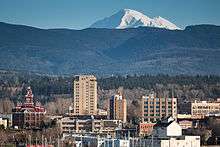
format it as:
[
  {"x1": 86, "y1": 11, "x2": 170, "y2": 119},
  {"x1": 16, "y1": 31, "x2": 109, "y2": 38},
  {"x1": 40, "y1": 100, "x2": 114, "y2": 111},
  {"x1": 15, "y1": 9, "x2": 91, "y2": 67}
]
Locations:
[
  {"x1": 152, "y1": 116, "x2": 182, "y2": 138},
  {"x1": 0, "y1": 117, "x2": 8, "y2": 129}
]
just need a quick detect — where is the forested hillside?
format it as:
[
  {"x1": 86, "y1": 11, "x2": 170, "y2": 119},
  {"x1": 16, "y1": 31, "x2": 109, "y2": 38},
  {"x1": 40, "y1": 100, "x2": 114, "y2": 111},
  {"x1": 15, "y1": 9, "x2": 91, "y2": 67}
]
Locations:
[
  {"x1": 0, "y1": 71, "x2": 220, "y2": 116},
  {"x1": 1, "y1": 22, "x2": 220, "y2": 75}
]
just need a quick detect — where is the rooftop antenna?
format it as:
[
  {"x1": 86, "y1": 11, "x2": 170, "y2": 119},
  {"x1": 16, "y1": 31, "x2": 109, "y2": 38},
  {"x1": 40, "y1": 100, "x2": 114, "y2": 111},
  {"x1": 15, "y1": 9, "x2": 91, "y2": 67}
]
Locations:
[{"x1": 171, "y1": 85, "x2": 174, "y2": 98}]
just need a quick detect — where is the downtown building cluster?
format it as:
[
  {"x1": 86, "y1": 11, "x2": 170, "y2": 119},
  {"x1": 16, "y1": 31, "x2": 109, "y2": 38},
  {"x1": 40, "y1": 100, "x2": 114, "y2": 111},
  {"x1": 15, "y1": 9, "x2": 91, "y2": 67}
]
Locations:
[
  {"x1": 3, "y1": 75, "x2": 209, "y2": 146},
  {"x1": 57, "y1": 75, "x2": 201, "y2": 147},
  {"x1": 59, "y1": 75, "x2": 128, "y2": 138}
]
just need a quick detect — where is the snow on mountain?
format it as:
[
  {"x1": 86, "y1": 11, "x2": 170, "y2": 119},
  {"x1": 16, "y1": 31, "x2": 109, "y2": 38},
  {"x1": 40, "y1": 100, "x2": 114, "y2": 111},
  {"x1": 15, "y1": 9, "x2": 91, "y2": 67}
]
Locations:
[{"x1": 90, "y1": 9, "x2": 181, "y2": 30}]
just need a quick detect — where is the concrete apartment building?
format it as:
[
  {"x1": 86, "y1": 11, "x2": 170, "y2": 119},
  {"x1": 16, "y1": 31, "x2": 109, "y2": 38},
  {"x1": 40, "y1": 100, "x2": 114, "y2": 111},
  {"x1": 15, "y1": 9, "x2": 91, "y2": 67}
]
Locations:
[
  {"x1": 58, "y1": 116, "x2": 122, "y2": 137},
  {"x1": 72, "y1": 75, "x2": 97, "y2": 115},
  {"x1": 109, "y1": 88, "x2": 127, "y2": 123},
  {"x1": 191, "y1": 99, "x2": 220, "y2": 117},
  {"x1": 141, "y1": 93, "x2": 177, "y2": 122}
]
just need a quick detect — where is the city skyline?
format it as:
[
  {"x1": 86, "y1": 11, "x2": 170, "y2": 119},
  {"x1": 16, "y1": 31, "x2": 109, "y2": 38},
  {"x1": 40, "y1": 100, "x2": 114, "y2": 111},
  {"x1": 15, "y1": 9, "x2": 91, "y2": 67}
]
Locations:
[{"x1": 0, "y1": 0, "x2": 219, "y2": 29}]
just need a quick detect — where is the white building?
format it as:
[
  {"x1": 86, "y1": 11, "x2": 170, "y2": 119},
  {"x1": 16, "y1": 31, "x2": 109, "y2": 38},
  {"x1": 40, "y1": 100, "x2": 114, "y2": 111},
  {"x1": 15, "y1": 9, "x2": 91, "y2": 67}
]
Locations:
[
  {"x1": 0, "y1": 117, "x2": 8, "y2": 129},
  {"x1": 152, "y1": 117, "x2": 182, "y2": 138},
  {"x1": 160, "y1": 136, "x2": 200, "y2": 147},
  {"x1": 97, "y1": 109, "x2": 108, "y2": 116},
  {"x1": 149, "y1": 116, "x2": 200, "y2": 147}
]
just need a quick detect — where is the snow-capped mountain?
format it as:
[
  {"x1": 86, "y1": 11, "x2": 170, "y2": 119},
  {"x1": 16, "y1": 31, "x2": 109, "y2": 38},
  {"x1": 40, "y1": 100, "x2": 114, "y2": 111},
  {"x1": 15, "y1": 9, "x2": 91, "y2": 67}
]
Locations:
[{"x1": 90, "y1": 9, "x2": 180, "y2": 30}]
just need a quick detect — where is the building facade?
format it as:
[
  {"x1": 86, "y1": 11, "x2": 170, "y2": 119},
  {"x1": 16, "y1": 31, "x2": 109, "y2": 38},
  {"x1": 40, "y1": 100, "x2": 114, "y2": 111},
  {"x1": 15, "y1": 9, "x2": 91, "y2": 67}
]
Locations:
[
  {"x1": 12, "y1": 87, "x2": 46, "y2": 128},
  {"x1": 152, "y1": 116, "x2": 182, "y2": 138},
  {"x1": 109, "y1": 89, "x2": 127, "y2": 123},
  {"x1": 160, "y1": 136, "x2": 200, "y2": 147},
  {"x1": 141, "y1": 93, "x2": 177, "y2": 122},
  {"x1": 58, "y1": 116, "x2": 122, "y2": 137},
  {"x1": 0, "y1": 117, "x2": 8, "y2": 129},
  {"x1": 191, "y1": 100, "x2": 220, "y2": 117},
  {"x1": 72, "y1": 75, "x2": 97, "y2": 115},
  {"x1": 139, "y1": 122, "x2": 155, "y2": 136}
]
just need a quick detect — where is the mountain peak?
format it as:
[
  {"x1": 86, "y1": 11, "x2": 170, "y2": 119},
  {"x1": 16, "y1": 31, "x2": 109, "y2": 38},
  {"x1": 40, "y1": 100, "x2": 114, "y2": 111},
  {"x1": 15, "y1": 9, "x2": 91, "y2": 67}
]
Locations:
[
  {"x1": 90, "y1": 9, "x2": 180, "y2": 30},
  {"x1": 121, "y1": 8, "x2": 144, "y2": 14}
]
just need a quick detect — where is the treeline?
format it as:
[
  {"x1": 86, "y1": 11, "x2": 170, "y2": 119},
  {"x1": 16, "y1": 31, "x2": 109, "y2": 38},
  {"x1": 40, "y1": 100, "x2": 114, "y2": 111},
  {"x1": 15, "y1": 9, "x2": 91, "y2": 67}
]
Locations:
[
  {"x1": 98, "y1": 74, "x2": 220, "y2": 90},
  {"x1": 1, "y1": 71, "x2": 220, "y2": 103},
  {"x1": 0, "y1": 71, "x2": 72, "y2": 103}
]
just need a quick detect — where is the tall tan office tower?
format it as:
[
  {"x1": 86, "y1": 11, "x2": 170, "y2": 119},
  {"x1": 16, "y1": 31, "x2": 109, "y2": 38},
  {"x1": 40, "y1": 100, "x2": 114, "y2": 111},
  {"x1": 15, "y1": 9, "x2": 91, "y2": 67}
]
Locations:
[
  {"x1": 109, "y1": 87, "x2": 127, "y2": 123},
  {"x1": 73, "y1": 75, "x2": 97, "y2": 115}
]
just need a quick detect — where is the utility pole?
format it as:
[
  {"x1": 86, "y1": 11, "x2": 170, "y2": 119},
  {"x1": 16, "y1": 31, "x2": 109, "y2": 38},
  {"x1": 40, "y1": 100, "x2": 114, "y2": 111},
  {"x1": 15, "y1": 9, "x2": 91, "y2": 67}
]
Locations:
[
  {"x1": 132, "y1": 138, "x2": 134, "y2": 147},
  {"x1": 151, "y1": 134, "x2": 153, "y2": 147},
  {"x1": 112, "y1": 138, "x2": 114, "y2": 147},
  {"x1": 41, "y1": 135, "x2": 43, "y2": 146},
  {"x1": 50, "y1": 136, "x2": 52, "y2": 145},
  {"x1": 81, "y1": 135, "x2": 83, "y2": 147},
  {"x1": 58, "y1": 137, "x2": 60, "y2": 147},
  {"x1": 29, "y1": 135, "x2": 31, "y2": 146},
  {"x1": 104, "y1": 139, "x2": 106, "y2": 147}
]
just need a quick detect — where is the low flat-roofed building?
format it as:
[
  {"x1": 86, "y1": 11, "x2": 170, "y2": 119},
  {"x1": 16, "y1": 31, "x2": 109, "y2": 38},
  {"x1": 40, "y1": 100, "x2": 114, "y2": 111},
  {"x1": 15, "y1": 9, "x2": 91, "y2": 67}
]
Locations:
[
  {"x1": 191, "y1": 100, "x2": 220, "y2": 117},
  {"x1": 58, "y1": 116, "x2": 122, "y2": 137},
  {"x1": 97, "y1": 109, "x2": 108, "y2": 116},
  {"x1": 177, "y1": 114, "x2": 192, "y2": 119},
  {"x1": 160, "y1": 136, "x2": 200, "y2": 147},
  {"x1": 139, "y1": 122, "x2": 155, "y2": 136},
  {"x1": 178, "y1": 120, "x2": 193, "y2": 129}
]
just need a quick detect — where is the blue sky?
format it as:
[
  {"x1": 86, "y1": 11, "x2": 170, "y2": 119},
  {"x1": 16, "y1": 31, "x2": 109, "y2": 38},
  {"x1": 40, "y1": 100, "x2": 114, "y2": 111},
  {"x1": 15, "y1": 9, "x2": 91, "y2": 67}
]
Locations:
[{"x1": 0, "y1": 0, "x2": 219, "y2": 29}]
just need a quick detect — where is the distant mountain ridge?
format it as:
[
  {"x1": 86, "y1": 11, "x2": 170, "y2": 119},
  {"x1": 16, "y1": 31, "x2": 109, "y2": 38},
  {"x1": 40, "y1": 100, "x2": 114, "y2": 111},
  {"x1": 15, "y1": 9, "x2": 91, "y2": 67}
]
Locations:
[
  {"x1": 90, "y1": 9, "x2": 180, "y2": 30},
  {"x1": 0, "y1": 22, "x2": 220, "y2": 75}
]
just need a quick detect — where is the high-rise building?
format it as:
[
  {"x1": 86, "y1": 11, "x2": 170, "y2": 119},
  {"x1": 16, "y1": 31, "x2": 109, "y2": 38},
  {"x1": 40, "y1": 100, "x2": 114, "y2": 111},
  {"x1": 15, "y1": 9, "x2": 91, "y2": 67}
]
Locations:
[
  {"x1": 109, "y1": 88, "x2": 127, "y2": 123},
  {"x1": 72, "y1": 75, "x2": 97, "y2": 115},
  {"x1": 12, "y1": 87, "x2": 46, "y2": 128},
  {"x1": 141, "y1": 93, "x2": 177, "y2": 122}
]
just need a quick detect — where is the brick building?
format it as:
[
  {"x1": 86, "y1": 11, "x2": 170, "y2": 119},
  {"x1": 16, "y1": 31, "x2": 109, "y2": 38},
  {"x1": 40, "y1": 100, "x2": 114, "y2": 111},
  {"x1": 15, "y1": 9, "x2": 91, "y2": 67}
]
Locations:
[{"x1": 12, "y1": 87, "x2": 46, "y2": 128}]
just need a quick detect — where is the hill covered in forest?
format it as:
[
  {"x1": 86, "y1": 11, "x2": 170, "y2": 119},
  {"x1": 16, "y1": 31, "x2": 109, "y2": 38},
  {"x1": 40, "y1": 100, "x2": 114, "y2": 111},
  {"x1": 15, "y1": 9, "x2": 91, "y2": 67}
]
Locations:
[{"x1": 0, "y1": 22, "x2": 220, "y2": 75}]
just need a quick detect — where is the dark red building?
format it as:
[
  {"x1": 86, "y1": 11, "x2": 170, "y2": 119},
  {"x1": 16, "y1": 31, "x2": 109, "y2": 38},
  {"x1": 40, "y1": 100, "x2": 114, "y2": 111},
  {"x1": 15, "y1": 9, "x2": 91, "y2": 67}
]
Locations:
[{"x1": 12, "y1": 87, "x2": 46, "y2": 128}]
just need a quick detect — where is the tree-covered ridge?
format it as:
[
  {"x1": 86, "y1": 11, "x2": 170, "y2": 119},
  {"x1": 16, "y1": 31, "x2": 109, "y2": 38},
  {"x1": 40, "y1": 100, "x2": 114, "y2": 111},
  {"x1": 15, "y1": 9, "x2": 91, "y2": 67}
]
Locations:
[
  {"x1": 1, "y1": 71, "x2": 220, "y2": 99},
  {"x1": 0, "y1": 71, "x2": 220, "y2": 114},
  {"x1": 0, "y1": 22, "x2": 220, "y2": 75},
  {"x1": 98, "y1": 75, "x2": 220, "y2": 89}
]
